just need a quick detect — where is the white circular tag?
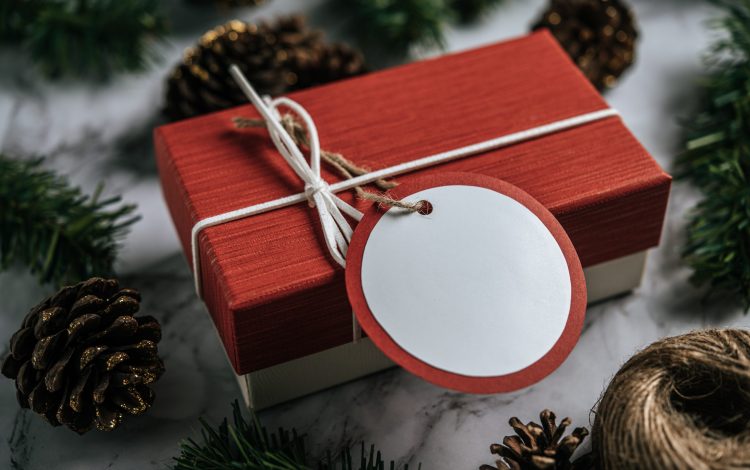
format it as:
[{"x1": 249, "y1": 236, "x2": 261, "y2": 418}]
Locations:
[{"x1": 346, "y1": 173, "x2": 586, "y2": 393}]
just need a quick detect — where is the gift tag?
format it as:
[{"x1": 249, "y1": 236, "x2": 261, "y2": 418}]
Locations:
[{"x1": 345, "y1": 172, "x2": 586, "y2": 393}]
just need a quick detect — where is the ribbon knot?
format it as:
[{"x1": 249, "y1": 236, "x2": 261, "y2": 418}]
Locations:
[
  {"x1": 229, "y1": 65, "x2": 363, "y2": 269},
  {"x1": 304, "y1": 179, "x2": 330, "y2": 207}
]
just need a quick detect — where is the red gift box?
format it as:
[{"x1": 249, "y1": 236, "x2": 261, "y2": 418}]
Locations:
[{"x1": 154, "y1": 31, "x2": 670, "y2": 377}]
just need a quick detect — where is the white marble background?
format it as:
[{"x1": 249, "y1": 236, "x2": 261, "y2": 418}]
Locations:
[{"x1": 1, "y1": 1, "x2": 745, "y2": 469}]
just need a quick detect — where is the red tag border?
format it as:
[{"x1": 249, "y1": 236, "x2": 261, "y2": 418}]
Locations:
[{"x1": 345, "y1": 172, "x2": 587, "y2": 393}]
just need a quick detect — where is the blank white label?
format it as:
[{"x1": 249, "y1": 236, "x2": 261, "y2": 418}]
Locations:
[{"x1": 359, "y1": 185, "x2": 572, "y2": 377}]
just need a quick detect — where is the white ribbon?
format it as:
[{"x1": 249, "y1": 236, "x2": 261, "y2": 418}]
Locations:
[
  {"x1": 190, "y1": 65, "x2": 620, "y2": 342},
  {"x1": 235, "y1": 66, "x2": 363, "y2": 267},
  {"x1": 192, "y1": 67, "x2": 364, "y2": 283}
]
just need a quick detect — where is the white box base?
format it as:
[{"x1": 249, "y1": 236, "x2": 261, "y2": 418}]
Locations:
[{"x1": 238, "y1": 251, "x2": 648, "y2": 410}]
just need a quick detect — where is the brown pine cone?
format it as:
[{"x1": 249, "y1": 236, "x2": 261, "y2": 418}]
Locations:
[
  {"x1": 481, "y1": 410, "x2": 593, "y2": 470},
  {"x1": 532, "y1": 0, "x2": 638, "y2": 90},
  {"x1": 1, "y1": 278, "x2": 164, "y2": 434},
  {"x1": 164, "y1": 16, "x2": 366, "y2": 121}
]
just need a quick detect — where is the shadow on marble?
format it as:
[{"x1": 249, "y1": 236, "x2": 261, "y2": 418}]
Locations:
[{"x1": 109, "y1": 112, "x2": 165, "y2": 176}]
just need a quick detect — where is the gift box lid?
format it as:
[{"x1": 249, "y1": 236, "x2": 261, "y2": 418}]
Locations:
[{"x1": 154, "y1": 30, "x2": 670, "y2": 375}]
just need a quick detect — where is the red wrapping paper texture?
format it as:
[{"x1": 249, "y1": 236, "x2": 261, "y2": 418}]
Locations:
[{"x1": 154, "y1": 31, "x2": 671, "y2": 374}]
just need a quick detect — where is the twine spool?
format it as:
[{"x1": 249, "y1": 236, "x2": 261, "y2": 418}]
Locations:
[{"x1": 592, "y1": 329, "x2": 750, "y2": 470}]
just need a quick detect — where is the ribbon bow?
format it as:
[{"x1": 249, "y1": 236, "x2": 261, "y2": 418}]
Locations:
[{"x1": 229, "y1": 65, "x2": 363, "y2": 268}]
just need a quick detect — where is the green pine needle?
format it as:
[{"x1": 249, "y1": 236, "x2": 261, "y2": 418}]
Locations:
[
  {"x1": 447, "y1": 0, "x2": 505, "y2": 24},
  {"x1": 347, "y1": 0, "x2": 450, "y2": 51},
  {"x1": 677, "y1": 0, "x2": 750, "y2": 308},
  {"x1": 340, "y1": 0, "x2": 504, "y2": 53},
  {"x1": 0, "y1": 0, "x2": 166, "y2": 79},
  {"x1": 0, "y1": 155, "x2": 139, "y2": 286},
  {"x1": 172, "y1": 401, "x2": 419, "y2": 470}
]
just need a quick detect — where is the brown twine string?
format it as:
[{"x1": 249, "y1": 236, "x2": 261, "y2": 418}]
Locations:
[
  {"x1": 592, "y1": 328, "x2": 750, "y2": 470},
  {"x1": 233, "y1": 115, "x2": 427, "y2": 213}
]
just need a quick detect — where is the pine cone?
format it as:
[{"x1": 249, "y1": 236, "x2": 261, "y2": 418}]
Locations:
[
  {"x1": 532, "y1": 0, "x2": 638, "y2": 90},
  {"x1": 1, "y1": 278, "x2": 164, "y2": 434},
  {"x1": 164, "y1": 16, "x2": 366, "y2": 121},
  {"x1": 481, "y1": 410, "x2": 593, "y2": 470}
]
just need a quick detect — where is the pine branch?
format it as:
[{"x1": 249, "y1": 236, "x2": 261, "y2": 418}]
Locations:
[
  {"x1": 0, "y1": 0, "x2": 166, "y2": 79},
  {"x1": 344, "y1": 0, "x2": 449, "y2": 52},
  {"x1": 172, "y1": 401, "x2": 419, "y2": 470},
  {"x1": 337, "y1": 0, "x2": 504, "y2": 54},
  {"x1": 676, "y1": 0, "x2": 750, "y2": 308},
  {"x1": 0, "y1": 0, "x2": 39, "y2": 41},
  {"x1": 447, "y1": 0, "x2": 505, "y2": 24},
  {"x1": 0, "y1": 155, "x2": 139, "y2": 286}
]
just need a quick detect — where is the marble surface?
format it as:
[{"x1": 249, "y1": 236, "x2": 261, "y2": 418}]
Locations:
[{"x1": 1, "y1": 1, "x2": 747, "y2": 468}]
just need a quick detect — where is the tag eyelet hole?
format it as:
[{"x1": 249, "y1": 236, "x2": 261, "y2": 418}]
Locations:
[{"x1": 417, "y1": 200, "x2": 433, "y2": 215}]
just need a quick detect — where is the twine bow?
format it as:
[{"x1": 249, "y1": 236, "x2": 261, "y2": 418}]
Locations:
[{"x1": 229, "y1": 65, "x2": 363, "y2": 268}]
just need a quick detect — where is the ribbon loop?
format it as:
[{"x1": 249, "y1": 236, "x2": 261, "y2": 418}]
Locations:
[{"x1": 229, "y1": 65, "x2": 361, "y2": 270}]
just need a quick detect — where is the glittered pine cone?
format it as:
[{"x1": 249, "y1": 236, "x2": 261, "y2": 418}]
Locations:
[
  {"x1": 532, "y1": 0, "x2": 638, "y2": 90},
  {"x1": 481, "y1": 410, "x2": 594, "y2": 470},
  {"x1": 1, "y1": 278, "x2": 164, "y2": 434},
  {"x1": 164, "y1": 15, "x2": 366, "y2": 120}
]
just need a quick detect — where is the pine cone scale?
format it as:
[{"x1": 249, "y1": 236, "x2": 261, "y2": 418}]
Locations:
[
  {"x1": 111, "y1": 386, "x2": 149, "y2": 414},
  {"x1": 115, "y1": 288, "x2": 140, "y2": 301},
  {"x1": 45, "y1": 347, "x2": 74, "y2": 392},
  {"x1": 70, "y1": 367, "x2": 93, "y2": 412},
  {"x1": 122, "y1": 360, "x2": 164, "y2": 383},
  {"x1": 529, "y1": 455, "x2": 557, "y2": 469},
  {"x1": 32, "y1": 329, "x2": 67, "y2": 369},
  {"x1": 1, "y1": 277, "x2": 164, "y2": 434},
  {"x1": 103, "y1": 351, "x2": 129, "y2": 371},
  {"x1": 136, "y1": 316, "x2": 162, "y2": 342},
  {"x1": 113, "y1": 339, "x2": 159, "y2": 358},
  {"x1": 1, "y1": 353, "x2": 22, "y2": 378},
  {"x1": 552, "y1": 421, "x2": 571, "y2": 445},
  {"x1": 35, "y1": 307, "x2": 67, "y2": 338},
  {"x1": 499, "y1": 435, "x2": 526, "y2": 459},
  {"x1": 41, "y1": 290, "x2": 65, "y2": 313},
  {"x1": 539, "y1": 409, "x2": 557, "y2": 443},
  {"x1": 16, "y1": 362, "x2": 38, "y2": 395},
  {"x1": 67, "y1": 313, "x2": 102, "y2": 342},
  {"x1": 93, "y1": 375, "x2": 109, "y2": 404},
  {"x1": 28, "y1": 381, "x2": 57, "y2": 414},
  {"x1": 96, "y1": 404, "x2": 124, "y2": 431},
  {"x1": 70, "y1": 295, "x2": 107, "y2": 318},
  {"x1": 10, "y1": 326, "x2": 35, "y2": 359},
  {"x1": 106, "y1": 294, "x2": 140, "y2": 316},
  {"x1": 80, "y1": 345, "x2": 108, "y2": 370},
  {"x1": 509, "y1": 418, "x2": 539, "y2": 450}
]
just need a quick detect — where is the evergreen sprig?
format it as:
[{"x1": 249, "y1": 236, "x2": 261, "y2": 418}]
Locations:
[
  {"x1": 339, "y1": 0, "x2": 504, "y2": 53},
  {"x1": 0, "y1": 0, "x2": 166, "y2": 79},
  {"x1": 677, "y1": 0, "x2": 750, "y2": 308},
  {"x1": 172, "y1": 401, "x2": 420, "y2": 470},
  {"x1": 0, "y1": 156, "x2": 138, "y2": 286},
  {"x1": 448, "y1": 0, "x2": 506, "y2": 24}
]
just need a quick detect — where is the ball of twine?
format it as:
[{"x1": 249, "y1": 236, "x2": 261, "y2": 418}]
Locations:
[{"x1": 592, "y1": 329, "x2": 750, "y2": 470}]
